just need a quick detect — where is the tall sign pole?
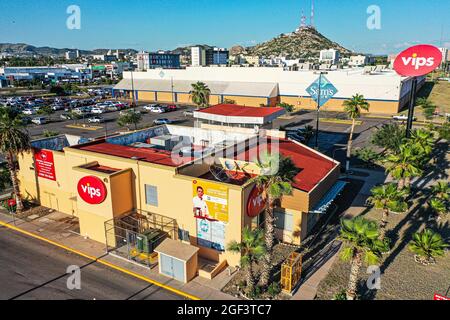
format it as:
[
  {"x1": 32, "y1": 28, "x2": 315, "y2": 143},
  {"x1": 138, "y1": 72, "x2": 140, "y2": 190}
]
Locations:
[
  {"x1": 315, "y1": 73, "x2": 322, "y2": 149},
  {"x1": 393, "y1": 44, "x2": 442, "y2": 138}
]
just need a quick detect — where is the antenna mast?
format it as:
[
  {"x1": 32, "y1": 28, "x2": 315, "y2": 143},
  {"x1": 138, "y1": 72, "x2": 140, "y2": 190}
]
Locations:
[{"x1": 311, "y1": 0, "x2": 315, "y2": 29}]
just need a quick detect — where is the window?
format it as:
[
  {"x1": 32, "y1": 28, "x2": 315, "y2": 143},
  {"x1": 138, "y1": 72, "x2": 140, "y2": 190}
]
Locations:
[
  {"x1": 274, "y1": 210, "x2": 294, "y2": 232},
  {"x1": 145, "y1": 185, "x2": 158, "y2": 206},
  {"x1": 178, "y1": 228, "x2": 190, "y2": 242}
]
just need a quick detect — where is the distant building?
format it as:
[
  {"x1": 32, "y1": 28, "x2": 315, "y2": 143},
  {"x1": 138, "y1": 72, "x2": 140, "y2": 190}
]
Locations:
[
  {"x1": 438, "y1": 47, "x2": 449, "y2": 68},
  {"x1": 191, "y1": 47, "x2": 206, "y2": 67},
  {"x1": 349, "y1": 55, "x2": 372, "y2": 67},
  {"x1": 191, "y1": 47, "x2": 229, "y2": 66},
  {"x1": 92, "y1": 54, "x2": 117, "y2": 62},
  {"x1": 65, "y1": 51, "x2": 77, "y2": 60},
  {"x1": 243, "y1": 55, "x2": 260, "y2": 66},
  {"x1": 319, "y1": 49, "x2": 340, "y2": 65},
  {"x1": 0, "y1": 65, "x2": 92, "y2": 82},
  {"x1": 136, "y1": 51, "x2": 180, "y2": 71}
]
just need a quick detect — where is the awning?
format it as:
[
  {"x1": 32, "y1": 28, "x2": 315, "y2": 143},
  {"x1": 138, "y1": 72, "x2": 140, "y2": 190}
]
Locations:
[{"x1": 310, "y1": 180, "x2": 347, "y2": 214}]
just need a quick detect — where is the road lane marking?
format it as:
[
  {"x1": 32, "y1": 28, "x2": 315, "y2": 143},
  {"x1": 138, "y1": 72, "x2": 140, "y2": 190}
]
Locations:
[{"x1": 0, "y1": 220, "x2": 200, "y2": 300}]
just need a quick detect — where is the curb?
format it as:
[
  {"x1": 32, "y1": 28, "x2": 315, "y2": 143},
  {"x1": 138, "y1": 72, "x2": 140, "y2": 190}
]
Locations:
[{"x1": 0, "y1": 220, "x2": 200, "y2": 300}]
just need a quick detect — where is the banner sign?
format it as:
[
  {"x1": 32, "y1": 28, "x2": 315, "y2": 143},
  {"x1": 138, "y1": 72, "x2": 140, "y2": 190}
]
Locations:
[
  {"x1": 394, "y1": 44, "x2": 443, "y2": 77},
  {"x1": 197, "y1": 219, "x2": 225, "y2": 252},
  {"x1": 434, "y1": 293, "x2": 450, "y2": 300},
  {"x1": 192, "y1": 180, "x2": 229, "y2": 223},
  {"x1": 306, "y1": 75, "x2": 338, "y2": 107},
  {"x1": 34, "y1": 149, "x2": 56, "y2": 181},
  {"x1": 247, "y1": 186, "x2": 267, "y2": 218}
]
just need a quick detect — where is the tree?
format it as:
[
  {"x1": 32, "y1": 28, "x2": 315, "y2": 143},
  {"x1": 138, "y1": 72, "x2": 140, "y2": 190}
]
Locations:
[
  {"x1": 410, "y1": 128, "x2": 434, "y2": 157},
  {"x1": 437, "y1": 121, "x2": 450, "y2": 140},
  {"x1": 43, "y1": 130, "x2": 59, "y2": 138},
  {"x1": 117, "y1": 111, "x2": 142, "y2": 131},
  {"x1": 0, "y1": 165, "x2": 11, "y2": 192},
  {"x1": 343, "y1": 94, "x2": 370, "y2": 172},
  {"x1": 371, "y1": 123, "x2": 405, "y2": 155},
  {"x1": 0, "y1": 107, "x2": 31, "y2": 212},
  {"x1": 190, "y1": 82, "x2": 211, "y2": 109},
  {"x1": 367, "y1": 183, "x2": 408, "y2": 240},
  {"x1": 431, "y1": 181, "x2": 449, "y2": 201},
  {"x1": 276, "y1": 102, "x2": 294, "y2": 113},
  {"x1": 353, "y1": 147, "x2": 380, "y2": 168},
  {"x1": 429, "y1": 198, "x2": 447, "y2": 219},
  {"x1": 223, "y1": 98, "x2": 236, "y2": 104},
  {"x1": 38, "y1": 105, "x2": 54, "y2": 122},
  {"x1": 385, "y1": 143, "x2": 422, "y2": 190},
  {"x1": 227, "y1": 227, "x2": 266, "y2": 297},
  {"x1": 339, "y1": 217, "x2": 387, "y2": 300},
  {"x1": 409, "y1": 229, "x2": 448, "y2": 265},
  {"x1": 250, "y1": 152, "x2": 299, "y2": 287}
]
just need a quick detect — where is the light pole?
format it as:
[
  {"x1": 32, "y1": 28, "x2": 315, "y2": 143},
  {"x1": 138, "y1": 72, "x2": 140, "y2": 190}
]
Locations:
[
  {"x1": 405, "y1": 76, "x2": 417, "y2": 138},
  {"x1": 130, "y1": 69, "x2": 136, "y2": 110},
  {"x1": 314, "y1": 71, "x2": 328, "y2": 149}
]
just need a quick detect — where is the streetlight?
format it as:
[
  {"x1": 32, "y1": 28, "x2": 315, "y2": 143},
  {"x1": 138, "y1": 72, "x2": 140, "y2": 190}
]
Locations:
[
  {"x1": 313, "y1": 71, "x2": 328, "y2": 149},
  {"x1": 130, "y1": 68, "x2": 136, "y2": 110}
]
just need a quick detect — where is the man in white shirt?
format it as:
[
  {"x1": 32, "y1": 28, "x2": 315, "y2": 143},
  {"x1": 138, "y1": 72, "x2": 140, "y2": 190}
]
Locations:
[{"x1": 193, "y1": 186, "x2": 211, "y2": 219}]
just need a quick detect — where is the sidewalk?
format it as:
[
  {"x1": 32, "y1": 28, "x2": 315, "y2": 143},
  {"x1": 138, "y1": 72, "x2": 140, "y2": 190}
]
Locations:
[
  {"x1": 291, "y1": 168, "x2": 387, "y2": 300},
  {"x1": 0, "y1": 210, "x2": 237, "y2": 300}
]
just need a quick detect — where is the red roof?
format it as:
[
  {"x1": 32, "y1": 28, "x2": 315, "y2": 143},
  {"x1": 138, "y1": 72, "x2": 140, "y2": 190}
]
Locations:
[
  {"x1": 79, "y1": 142, "x2": 194, "y2": 167},
  {"x1": 198, "y1": 104, "x2": 285, "y2": 118},
  {"x1": 238, "y1": 138, "x2": 337, "y2": 192}
]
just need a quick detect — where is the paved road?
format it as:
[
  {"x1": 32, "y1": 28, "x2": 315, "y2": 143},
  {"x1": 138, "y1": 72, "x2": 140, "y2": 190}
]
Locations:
[{"x1": 0, "y1": 227, "x2": 184, "y2": 300}]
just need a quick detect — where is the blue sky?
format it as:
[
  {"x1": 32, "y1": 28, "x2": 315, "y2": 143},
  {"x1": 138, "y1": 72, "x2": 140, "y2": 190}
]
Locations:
[{"x1": 0, "y1": 0, "x2": 449, "y2": 54}]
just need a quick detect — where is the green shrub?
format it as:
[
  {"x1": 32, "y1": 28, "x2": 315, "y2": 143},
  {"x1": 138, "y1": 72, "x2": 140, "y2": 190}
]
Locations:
[
  {"x1": 333, "y1": 289, "x2": 347, "y2": 300},
  {"x1": 267, "y1": 282, "x2": 281, "y2": 298}
]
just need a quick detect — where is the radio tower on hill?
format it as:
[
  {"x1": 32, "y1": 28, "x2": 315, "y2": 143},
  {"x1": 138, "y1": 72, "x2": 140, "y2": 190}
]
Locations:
[{"x1": 310, "y1": 0, "x2": 315, "y2": 29}]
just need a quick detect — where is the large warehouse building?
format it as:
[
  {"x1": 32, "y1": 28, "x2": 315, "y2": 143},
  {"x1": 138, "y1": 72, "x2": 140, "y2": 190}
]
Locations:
[{"x1": 113, "y1": 66, "x2": 424, "y2": 114}]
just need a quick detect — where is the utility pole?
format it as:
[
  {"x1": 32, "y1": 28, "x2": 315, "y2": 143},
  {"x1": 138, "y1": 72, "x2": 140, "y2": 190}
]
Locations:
[
  {"x1": 314, "y1": 71, "x2": 327, "y2": 149},
  {"x1": 130, "y1": 69, "x2": 136, "y2": 109},
  {"x1": 406, "y1": 77, "x2": 417, "y2": 138}
]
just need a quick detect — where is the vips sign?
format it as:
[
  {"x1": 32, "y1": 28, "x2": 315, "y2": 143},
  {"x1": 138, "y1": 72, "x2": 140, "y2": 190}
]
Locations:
[
  {"x1": 192, "y1": 180, "x2": 228, "y2": 222},
  {"x1": 247, "y1": 186, "x2": 267, "y2": 218},
  {"x1": 77, "y1": 176, "x2": 107, "y2": 205},
  {"x1": 34, "y1": 149, "x2": 56, "y2": 181},
  {"x1": 394, "y1": 45, "x2": 443, "y2": 77}
]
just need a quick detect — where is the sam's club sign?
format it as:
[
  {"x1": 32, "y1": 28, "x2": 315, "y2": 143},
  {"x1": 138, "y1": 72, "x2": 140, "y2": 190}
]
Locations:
[{"x1": 306, "y1": 76, "x2": 338, "y2": 107}]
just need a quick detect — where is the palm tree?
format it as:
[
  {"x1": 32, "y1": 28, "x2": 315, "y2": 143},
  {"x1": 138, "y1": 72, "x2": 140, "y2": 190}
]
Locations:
[
  {"x1": 429, "y1": 198, "x2": 448, "y2": 219},
  {"x1": 367, "y1": 183, "x2": 408, "y2": 240},
  {"x1": 250, "y1": 152, "x2": 299, "y2": 287},
  {"x1": 190, "y1": 82, "x2": 211, "y2": 109},
  {"x1": 339, "y1": 217, "x2": 387, "y2": 300},
  {"x1": 343, "y1": 94, "x2": 370, "y2": 172},
  {"x1": 409, "y1": 229, "x2": 448, "y2": 265},
  {"x1": 117, "y1": 110, "x2": 142, "y2": 131},
  {"x1": 385, "y1": 143, "x2": 422, "y2": 190},
  {"x1": 410, "y1": 129, "x2": 434, "y2": 157},
  {"x1": 0, "y1": 107, "x2": 31, "y2": 212},
  {"x1": 227, "y1": 227, "x2": 266, "y2": 297},
  {"x1": 431, "y1": 181, "x2": 449, "y2": 201}
]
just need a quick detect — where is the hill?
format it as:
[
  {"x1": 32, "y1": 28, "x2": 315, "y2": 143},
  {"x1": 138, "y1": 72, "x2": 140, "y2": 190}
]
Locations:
[
  {"x1": 246, "y1": 27, "x2": 351, "y2": 59},
  {"x1": 0, "y1": 43, "x2": 137, "y2": 56}
]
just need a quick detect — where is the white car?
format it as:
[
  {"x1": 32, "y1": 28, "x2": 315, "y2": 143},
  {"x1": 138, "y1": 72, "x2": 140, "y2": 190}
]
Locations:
[
  {"x1": 31, "y1": 117, "x2": 47, "y2": 125},
  {"x1": 91, "y1": 107, "x2": 104, "y2": 114},
  {"x1": 88, "y1": 116, "x2": 104, "y2": 123},
  {"x1": 143, "y1": 104, "x2": 158, "y2": 111},
  {"x1": 22, "y1": 109, "x2": 36, "y2": 115},
  {"x1": 392, "y1": 115, "x2": 417, "y2": 121},
  {"x1": 149, "y1": 106, "x2": 165, "y2": 113}
]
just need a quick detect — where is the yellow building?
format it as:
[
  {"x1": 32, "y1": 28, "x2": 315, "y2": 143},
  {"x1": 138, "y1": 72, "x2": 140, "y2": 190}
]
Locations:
[{"x1": 17, "y1": 125, "x2": 344, "y2": 282}]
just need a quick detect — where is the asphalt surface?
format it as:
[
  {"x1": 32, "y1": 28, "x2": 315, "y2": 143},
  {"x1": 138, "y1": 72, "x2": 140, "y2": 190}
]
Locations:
[
  {"x1": 24, "y1": 102, "x2": 197, "y2": 140},
  {"x1": 0, "y1": 227, "x2": 184, "y2": 300}
]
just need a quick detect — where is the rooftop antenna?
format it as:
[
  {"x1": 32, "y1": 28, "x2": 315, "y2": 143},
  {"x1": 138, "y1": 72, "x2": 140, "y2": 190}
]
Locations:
[
  {"x1": 311, "y1": 0, "x2": 315, "y2": 29},
  {"x1": 300, "y1": 10, "x2": 307, "y2": 28}
]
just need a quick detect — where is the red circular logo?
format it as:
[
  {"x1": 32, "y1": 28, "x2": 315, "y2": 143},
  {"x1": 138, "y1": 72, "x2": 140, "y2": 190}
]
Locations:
[
  {"x1": 77, "y1": 176, "x2": 107, "y2": 204},
  {"x1": 394, "y1": 45, "x2": 442, "y2": 77},
  {"x1": 247, "y1": 186, "x2": 267, "y2": 218}
]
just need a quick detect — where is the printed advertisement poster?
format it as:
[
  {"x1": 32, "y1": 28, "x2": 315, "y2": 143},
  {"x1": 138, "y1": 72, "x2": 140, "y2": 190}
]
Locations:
[
  {"x1": 197, "y1": 219, "x2": 225, "y2": 252},
  {"x1": 192, "y1": 180, "x2": 228, "y2": 223},
  {"x1": 34, "y1": 149, "x2": 56, "y2": 181}
]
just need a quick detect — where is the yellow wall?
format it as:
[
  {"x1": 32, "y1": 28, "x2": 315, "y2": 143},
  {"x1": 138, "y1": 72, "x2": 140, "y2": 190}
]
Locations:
[
  {"x1": 177, "y1": 93, "x2": 191, "y2": 104},
  {"x1": 223, "y1": 95, "x2": 267, "y2": 107},
  {"x1": 280, "y1": 96, "x2": 400, "y2": 114},
  {"x1": 138, "y1": 91, "x2": 155, "y2": 101},
  {"x1": 156, "y1": 92, "x2": 174, "y2": 102}
]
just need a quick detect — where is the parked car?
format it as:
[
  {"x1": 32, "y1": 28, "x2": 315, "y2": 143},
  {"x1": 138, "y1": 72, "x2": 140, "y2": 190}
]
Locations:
[
  {"x1": 149, "y1": 106, "x2": 165, "y2": 113},
  {"x1": 90, "y1": 107, "x2": 104, "y2": 114},
  {"x1": 31, "y1": 117, "x2": 47, "y2": 125},
  {"x1": 165, "y1": 104, "x2": 178, "y2": 112},
  {"x1": 153, "y1": 118, "x2": 172, "y2": 125},
  {"x1": 60, "y1": 113, "x2": 74, "y2": 120},
  {"x1": 183, "y1": 110, "x2": 194, "y2": 117},
  {"x1": 142, "y1": 104, "x2": 159, "y2": 111},
  {"x1": 392, "y1": 115, "x2": 417, "y2": 121},
  {"x1": 21, "y1": 116, "x2": 32, "y2": 124},
  {"x1": 287, "y1": 132, "x2": 306, "y2": 143},
  {"x1": 88, "y1": 116, "x2": 104, "y2": 123},
  {"x1": 51, "y1": 104, "x2": 64, "y2": 111},
  {"x1": 22, "y1": 109, "x2": 36, "y2": 115}
]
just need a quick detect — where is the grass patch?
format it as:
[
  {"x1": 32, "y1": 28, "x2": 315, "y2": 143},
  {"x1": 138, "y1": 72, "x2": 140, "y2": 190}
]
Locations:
[{"x1": 320, "y1": 118, "x2": 362, "y2": 125}]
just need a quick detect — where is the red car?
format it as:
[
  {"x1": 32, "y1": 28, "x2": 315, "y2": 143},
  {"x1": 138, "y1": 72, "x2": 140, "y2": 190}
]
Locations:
[{"x1": 166, "y1": 104, "x2": 178, "y2": 111}]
